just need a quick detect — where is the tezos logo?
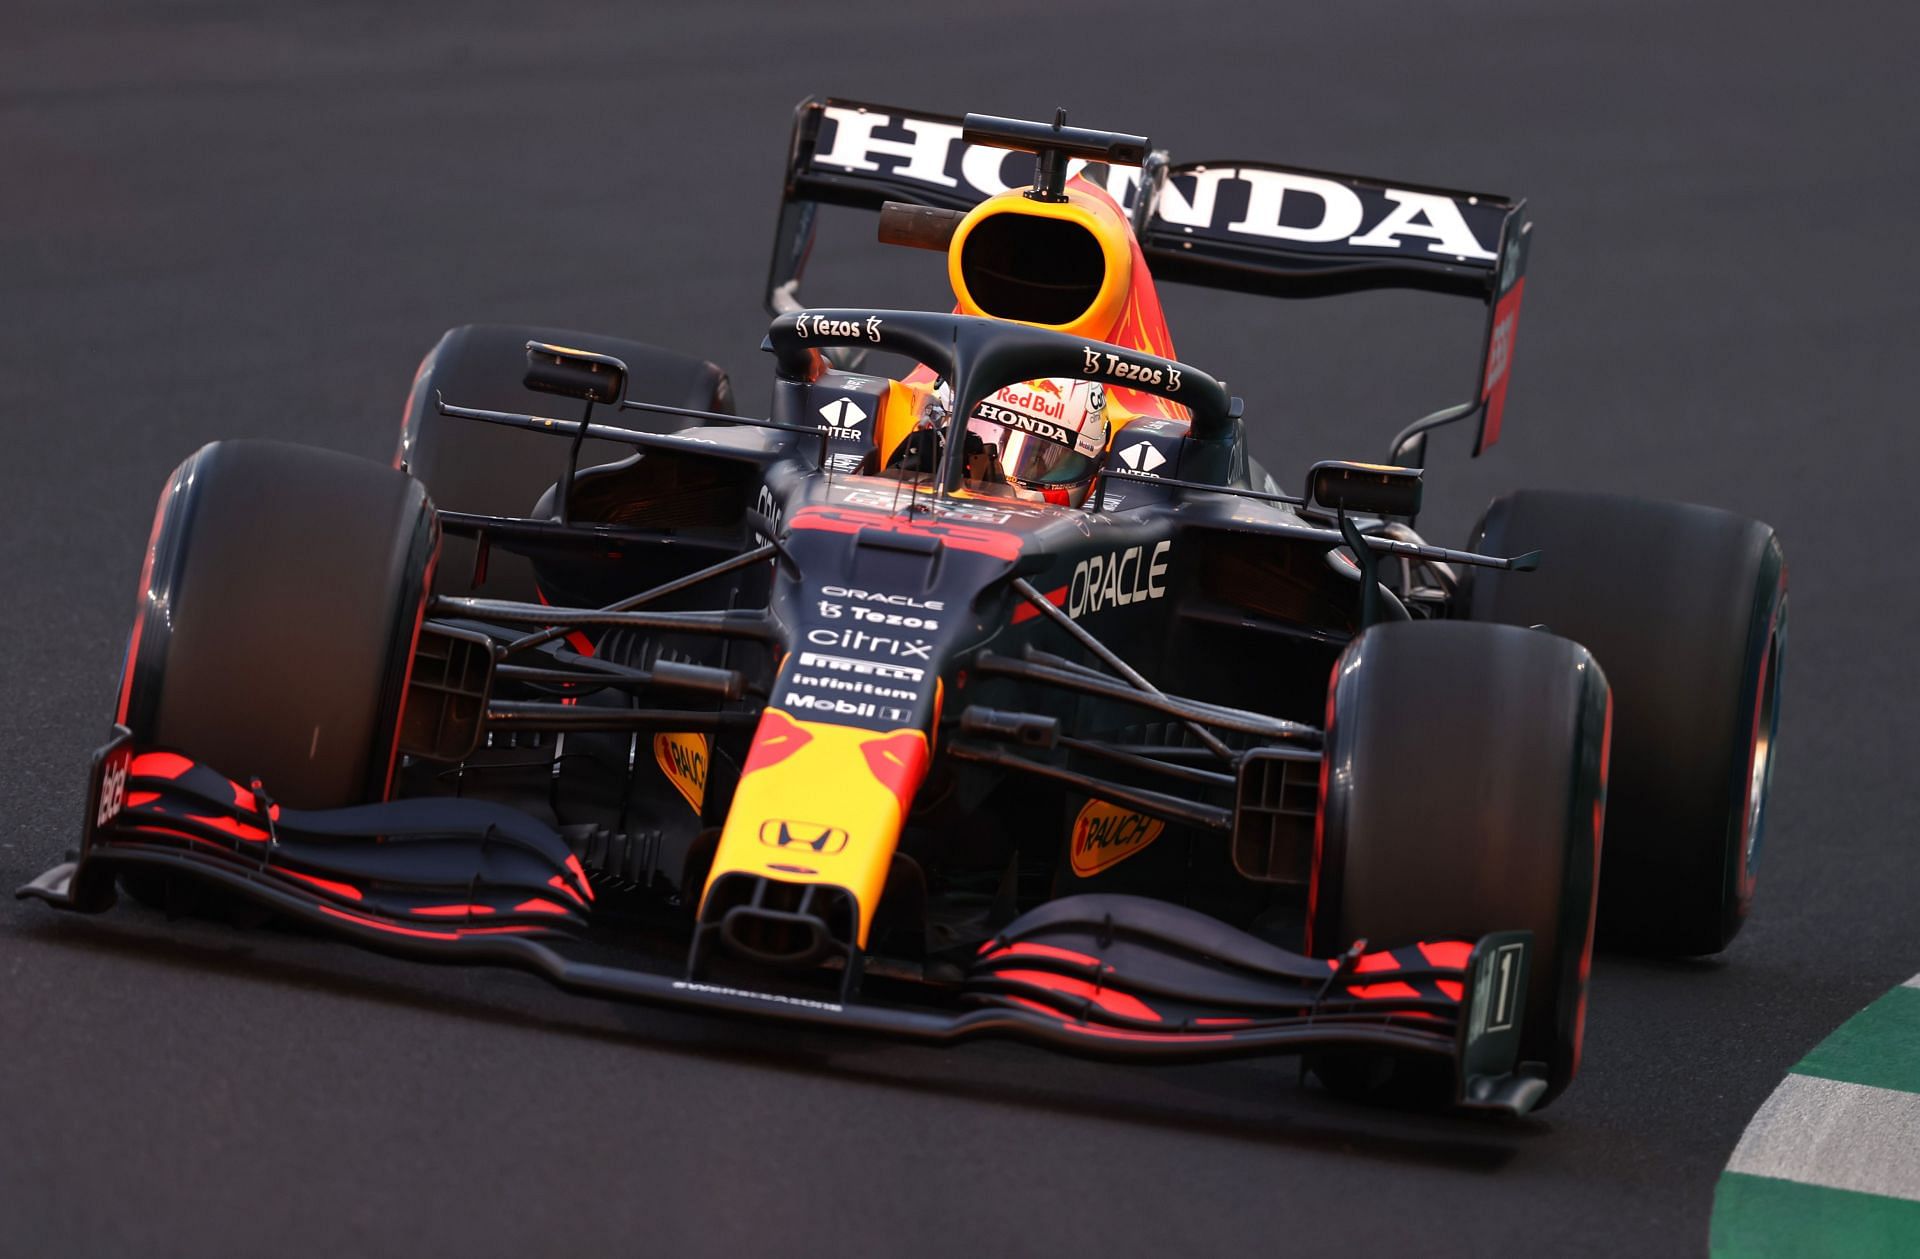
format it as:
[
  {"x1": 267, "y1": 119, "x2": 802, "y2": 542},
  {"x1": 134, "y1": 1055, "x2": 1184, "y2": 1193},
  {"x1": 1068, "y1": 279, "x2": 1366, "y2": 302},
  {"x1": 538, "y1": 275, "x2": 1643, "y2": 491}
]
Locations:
[
  {"x1": 1068, "y1": 541, "x2": 1170, "y2": 619},
  {"x1": 796, "y1": 314, "x2": 884, "y2": 343},
  {"x1": 850, "y1": 606, "x2": 937, "y2": 630},
  {"x1": 1080, "y1": 347, "x2": 1180, "y2": 393},
  {"x1": 1070, "y1": 800, "x2": 1164, "y2": 876}
]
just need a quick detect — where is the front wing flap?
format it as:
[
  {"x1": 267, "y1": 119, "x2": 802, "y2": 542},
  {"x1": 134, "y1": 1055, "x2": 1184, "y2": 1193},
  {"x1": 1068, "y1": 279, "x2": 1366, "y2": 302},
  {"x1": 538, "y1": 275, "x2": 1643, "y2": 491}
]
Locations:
[
  {"x1": 968, "y1": 894, "x2": 1543, "y2": 1113},
  {"x1": 23, "y1": 728, "x2": 592, "y2": 935}
]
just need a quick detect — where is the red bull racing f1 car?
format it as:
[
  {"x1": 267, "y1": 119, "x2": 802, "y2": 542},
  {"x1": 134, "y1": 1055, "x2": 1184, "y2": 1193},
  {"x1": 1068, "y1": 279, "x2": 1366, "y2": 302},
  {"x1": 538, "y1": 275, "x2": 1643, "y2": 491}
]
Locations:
[{"x1": 22, "y1": 101, "x2": 1788, "y2": 1115}]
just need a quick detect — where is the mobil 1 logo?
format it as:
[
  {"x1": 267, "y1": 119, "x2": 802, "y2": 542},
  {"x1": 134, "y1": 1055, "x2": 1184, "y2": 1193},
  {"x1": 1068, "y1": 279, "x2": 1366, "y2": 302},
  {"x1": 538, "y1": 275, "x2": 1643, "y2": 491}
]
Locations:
[{"x1": 783, "y1": 651, "x2": 921, "y2": 726}]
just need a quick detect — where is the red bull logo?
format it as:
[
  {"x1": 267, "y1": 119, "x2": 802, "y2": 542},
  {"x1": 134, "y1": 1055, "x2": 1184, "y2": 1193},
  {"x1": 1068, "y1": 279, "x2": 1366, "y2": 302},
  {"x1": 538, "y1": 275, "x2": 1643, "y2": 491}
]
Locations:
[{"x1": 992, "y1": 383, "x2": 1067, "y2": 420}]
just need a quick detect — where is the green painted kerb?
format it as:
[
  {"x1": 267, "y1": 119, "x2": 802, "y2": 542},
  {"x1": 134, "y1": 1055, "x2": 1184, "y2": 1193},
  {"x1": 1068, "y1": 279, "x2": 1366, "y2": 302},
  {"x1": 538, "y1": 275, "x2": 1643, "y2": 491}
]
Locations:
[
  {"x1": 1710, "y1": 979, "x2": 1920, "y2": 1259},
  {"x1": 1713, "y1": 1174, "x2": 1920, "y2": 1259},
  {"x1": 1794, "y1": 985, "x2": 1920, "y2": 1096}
]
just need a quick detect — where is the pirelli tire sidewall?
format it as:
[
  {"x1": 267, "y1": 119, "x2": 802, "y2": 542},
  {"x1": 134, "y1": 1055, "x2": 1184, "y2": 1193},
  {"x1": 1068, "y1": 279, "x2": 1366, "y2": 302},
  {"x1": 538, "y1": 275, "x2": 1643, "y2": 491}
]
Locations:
[
  {"x1": 1465, "y1": 490, "x2": 1787, "y2": 956},
  {"x1": 397, "y1": 323, "x2": 734, "y2": 601},
  {"x1": 119, "y1": 440, "x2": 438, "y2": 811},
  {"x1": 1310, "y1": 621, "x2": 1609, "y2": 1105}
]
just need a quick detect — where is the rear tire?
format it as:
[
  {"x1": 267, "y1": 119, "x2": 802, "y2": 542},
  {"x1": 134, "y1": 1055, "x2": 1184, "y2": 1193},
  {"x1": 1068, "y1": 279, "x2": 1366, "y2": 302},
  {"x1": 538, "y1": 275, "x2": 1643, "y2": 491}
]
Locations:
[
  {"x1": 1308, "y1": 621, "x2": 1610, "y2": 1107},
  {"x1": 398, "y1": 323, "x2": 732, "y2": 600},
  {"x1": 1464, "y1": 490, "x2": 1786, "y2": 955},
  {"x1": 116, "y1": 441, "x2": 437, "y2": 907}
]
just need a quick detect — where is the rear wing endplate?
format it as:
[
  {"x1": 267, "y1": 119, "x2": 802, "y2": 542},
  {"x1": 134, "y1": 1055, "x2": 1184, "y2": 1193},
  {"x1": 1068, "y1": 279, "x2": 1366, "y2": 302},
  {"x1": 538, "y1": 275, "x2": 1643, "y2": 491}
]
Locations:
[{"x1": 769, "y1": 97, "x2": 1530, "y2": 454}]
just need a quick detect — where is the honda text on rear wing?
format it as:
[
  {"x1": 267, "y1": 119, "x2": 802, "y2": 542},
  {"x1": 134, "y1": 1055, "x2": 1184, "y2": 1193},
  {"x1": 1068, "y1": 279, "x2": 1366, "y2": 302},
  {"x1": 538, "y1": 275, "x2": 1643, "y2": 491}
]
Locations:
[{"x1": 766, "y1": 97, "x2": 1530, "y2": 456}]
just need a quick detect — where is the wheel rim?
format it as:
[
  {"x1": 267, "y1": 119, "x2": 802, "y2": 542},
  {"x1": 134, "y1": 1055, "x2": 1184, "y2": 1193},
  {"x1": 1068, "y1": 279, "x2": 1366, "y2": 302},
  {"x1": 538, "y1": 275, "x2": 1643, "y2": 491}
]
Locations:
[{"x1": 1741, "y1": 603, "x2": 1786, "y2": 892}]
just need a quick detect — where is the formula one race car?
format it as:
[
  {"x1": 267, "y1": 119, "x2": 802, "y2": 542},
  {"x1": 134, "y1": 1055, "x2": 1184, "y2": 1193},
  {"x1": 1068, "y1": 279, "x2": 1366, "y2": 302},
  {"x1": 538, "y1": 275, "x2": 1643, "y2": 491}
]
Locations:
[{"x1": 22, "y1": 101, "x2": 1788, "y2": 1116}]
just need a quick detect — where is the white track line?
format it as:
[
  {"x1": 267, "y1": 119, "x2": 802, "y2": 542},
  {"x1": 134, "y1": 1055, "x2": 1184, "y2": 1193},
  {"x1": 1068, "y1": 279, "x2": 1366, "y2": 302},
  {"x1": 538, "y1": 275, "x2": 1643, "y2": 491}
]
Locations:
[{"x1": 1726, "y1": 1074, "x2": 1920, "y2": 1202}]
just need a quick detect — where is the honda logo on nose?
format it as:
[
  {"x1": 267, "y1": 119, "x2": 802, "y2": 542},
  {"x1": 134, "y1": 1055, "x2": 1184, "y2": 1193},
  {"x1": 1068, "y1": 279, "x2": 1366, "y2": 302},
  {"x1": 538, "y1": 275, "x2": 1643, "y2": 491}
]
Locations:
[{"x1": 758, "y1": 819, "x2": 849, "y2": 854}]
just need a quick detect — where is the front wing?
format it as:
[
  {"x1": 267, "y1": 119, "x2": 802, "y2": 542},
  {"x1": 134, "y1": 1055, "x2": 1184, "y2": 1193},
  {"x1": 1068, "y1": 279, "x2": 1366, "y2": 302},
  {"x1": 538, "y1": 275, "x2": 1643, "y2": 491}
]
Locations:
[{"x1": 19, "y1": 731, "x2": 1547, "y2": 1115}]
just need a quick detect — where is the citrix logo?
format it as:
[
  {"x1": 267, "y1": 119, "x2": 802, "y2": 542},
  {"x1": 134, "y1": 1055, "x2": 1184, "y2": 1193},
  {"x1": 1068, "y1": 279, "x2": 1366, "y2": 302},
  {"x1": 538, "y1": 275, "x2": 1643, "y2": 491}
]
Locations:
[{"x1": 805, "y1": 627, "x2": 933, "y2": 660}]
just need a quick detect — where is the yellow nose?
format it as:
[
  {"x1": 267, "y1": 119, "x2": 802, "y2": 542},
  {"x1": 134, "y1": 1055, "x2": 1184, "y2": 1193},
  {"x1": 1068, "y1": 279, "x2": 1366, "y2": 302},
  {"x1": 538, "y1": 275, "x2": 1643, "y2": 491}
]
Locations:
[{"x1": 702, "y1": 708, "x2": 930, "y2": 947}]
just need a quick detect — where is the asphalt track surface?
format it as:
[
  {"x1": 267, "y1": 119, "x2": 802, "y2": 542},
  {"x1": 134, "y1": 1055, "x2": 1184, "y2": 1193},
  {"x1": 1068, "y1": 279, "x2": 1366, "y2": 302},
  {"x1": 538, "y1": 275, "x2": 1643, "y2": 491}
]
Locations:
[{"x1": 2, "y1": 3, "x2": 1916, "y2": 1255}]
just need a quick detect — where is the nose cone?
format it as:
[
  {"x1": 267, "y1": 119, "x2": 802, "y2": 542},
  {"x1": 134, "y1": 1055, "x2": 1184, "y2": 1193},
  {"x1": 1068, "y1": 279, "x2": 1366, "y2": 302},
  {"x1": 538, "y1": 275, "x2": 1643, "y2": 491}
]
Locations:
[{"x1": 701, "y1": 708, "x2": 930, "y2": 949}]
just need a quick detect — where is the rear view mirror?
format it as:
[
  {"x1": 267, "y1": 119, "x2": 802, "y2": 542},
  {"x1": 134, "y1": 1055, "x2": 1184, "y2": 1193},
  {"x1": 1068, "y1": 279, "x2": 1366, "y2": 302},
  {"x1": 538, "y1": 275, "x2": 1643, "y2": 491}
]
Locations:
[
  {"x1": 524, "y1": 341, "x2": 627, "y2": 405},
  {"x1": 1306, "y1": 461, "x2": 1423, "y2": 517}
]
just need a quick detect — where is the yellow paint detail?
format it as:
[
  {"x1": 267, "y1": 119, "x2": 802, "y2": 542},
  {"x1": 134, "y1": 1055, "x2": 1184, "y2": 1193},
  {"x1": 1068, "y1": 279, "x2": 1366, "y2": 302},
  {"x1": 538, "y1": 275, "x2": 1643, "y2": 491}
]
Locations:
[
  {"x1": 947, "y1": 186, "x2": 1133, "y2": 340},
  {"x1": 877, "y1": 378, "x2": 929, "y2": 469},
  {"x1": 704, "y1": 713, "x2": 927, "y2": 946},
  {"x1": 1069, "y1": 799, "x2": 1165, "y2": 877},
  {"x1": 653, "y1": 732, "x2": 708, "y2": 814}
]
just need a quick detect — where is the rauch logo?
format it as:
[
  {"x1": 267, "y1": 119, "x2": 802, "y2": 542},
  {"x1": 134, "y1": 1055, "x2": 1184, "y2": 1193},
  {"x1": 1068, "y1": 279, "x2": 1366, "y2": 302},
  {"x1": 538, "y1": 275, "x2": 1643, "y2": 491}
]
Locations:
[{"x1": 1070, "y1": 800, "x2": 1165, "y2": 876}]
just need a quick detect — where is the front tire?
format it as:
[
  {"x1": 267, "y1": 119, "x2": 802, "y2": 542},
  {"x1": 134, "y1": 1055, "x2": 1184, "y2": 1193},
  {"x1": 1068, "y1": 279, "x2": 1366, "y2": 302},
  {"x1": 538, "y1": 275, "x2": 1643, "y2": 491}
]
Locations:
[
  {"x1": 1308, "y1": 621, "x2": 1610, "y2": 1107},
  {"x1": 119, "y1": 440, "x2": 437, "y2": 809}
]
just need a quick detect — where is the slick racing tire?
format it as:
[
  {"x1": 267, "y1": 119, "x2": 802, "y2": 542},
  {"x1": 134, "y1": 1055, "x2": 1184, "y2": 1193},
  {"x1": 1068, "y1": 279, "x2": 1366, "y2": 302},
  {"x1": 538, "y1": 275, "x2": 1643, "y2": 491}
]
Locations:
[
  {"x1": 116, "y1": 441, "x2": 437, "y2": 907},
  {"x1": 1307, "y1": 621, "x2": 1610, "y2": 1108},
  {"x1": 398, "y1": 323, "x2": 733, "y2": 600},
  {"x1": 1464, "y1": 490, "x2": 1786, "y2": 956}
]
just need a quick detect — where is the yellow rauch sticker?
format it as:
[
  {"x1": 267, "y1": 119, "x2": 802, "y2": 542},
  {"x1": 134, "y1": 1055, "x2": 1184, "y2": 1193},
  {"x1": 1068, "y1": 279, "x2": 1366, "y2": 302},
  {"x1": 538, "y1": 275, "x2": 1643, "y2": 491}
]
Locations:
[
  {"x1": 1070, "y1": 799, "x2": 1164, "y2": 876},
  {"x1": 654, "y1": 732, "x2": 708, "y2": 814}
]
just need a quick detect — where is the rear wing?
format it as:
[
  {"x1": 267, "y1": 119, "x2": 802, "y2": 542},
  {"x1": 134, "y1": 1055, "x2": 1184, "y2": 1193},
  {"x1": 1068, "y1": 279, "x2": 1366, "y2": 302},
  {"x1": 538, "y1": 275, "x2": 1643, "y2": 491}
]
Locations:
[{"x1": 768, "y1": 97, "x2": 1531, "y2": 455}]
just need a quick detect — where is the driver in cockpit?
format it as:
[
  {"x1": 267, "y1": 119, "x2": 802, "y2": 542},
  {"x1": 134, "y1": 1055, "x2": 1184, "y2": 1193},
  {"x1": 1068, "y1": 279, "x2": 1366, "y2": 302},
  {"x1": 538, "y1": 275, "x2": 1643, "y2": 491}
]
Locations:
[{"x1": 888, "y1": 375, "x2": 1111, "y2": 508}]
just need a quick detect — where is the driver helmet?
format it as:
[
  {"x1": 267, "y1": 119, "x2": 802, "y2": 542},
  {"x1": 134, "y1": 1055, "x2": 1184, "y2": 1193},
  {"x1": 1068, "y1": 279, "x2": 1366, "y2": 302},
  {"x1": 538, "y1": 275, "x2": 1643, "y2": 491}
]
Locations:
[{"x1": 922, "y1": 377, "x2": 1111, "y2": 506}]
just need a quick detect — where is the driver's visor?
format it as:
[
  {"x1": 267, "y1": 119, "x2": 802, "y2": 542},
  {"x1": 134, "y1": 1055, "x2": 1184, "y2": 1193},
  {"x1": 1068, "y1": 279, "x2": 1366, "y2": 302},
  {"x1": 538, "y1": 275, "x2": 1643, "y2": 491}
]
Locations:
[{"x1": 967, "y1": 417, "x2": 1095, "y2": 486}]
